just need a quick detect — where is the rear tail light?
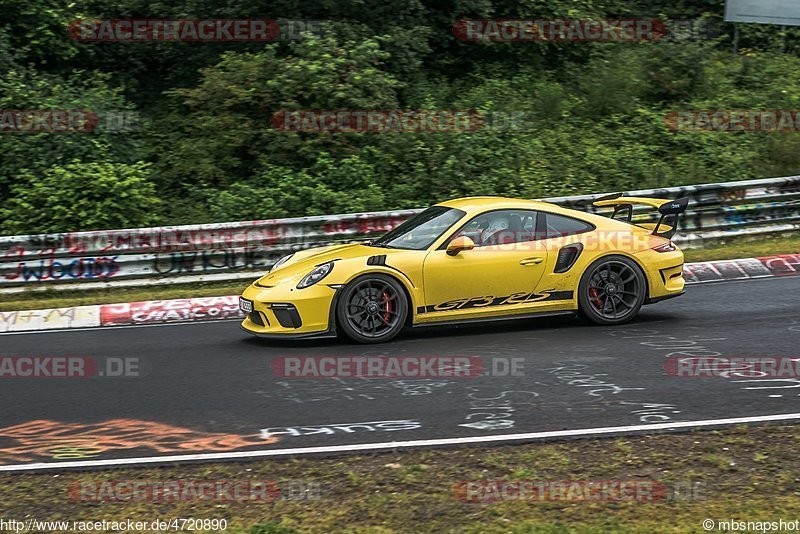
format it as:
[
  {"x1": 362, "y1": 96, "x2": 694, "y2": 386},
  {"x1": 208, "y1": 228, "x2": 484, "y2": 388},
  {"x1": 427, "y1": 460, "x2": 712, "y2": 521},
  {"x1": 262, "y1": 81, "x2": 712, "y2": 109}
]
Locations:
[{"x1": 653, "y1": 241, "x2": 677, "y2": 253}]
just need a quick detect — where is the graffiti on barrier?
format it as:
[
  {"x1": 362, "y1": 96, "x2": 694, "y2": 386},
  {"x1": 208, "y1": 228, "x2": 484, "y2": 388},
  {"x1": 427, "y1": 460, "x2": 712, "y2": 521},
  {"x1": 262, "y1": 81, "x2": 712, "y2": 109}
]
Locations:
[
  {"x1": 152, "y1": 248, "x2": 265, "y2": 275},
  {"x1": 0, "y1": 213, "x2": 414, "y2": 287},
  {"x1": 3, "y1": 254, "x2": 119, "y2": 281},
  {"x1": 1, "y1": 176, "x2": 798, "y2": 288},
  {"x1": 0, "y1": 216, "x2": 411, "y2": 258}
]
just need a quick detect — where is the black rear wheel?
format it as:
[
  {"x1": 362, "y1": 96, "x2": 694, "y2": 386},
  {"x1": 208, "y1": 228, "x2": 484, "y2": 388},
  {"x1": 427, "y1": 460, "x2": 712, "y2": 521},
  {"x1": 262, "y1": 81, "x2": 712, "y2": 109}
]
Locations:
[
  {"x1": 336, "y1": 274, "x2": 408, "y2": 343},
  {"x1": 578, "y1": 255, "x2": 646, "y2": 325}
]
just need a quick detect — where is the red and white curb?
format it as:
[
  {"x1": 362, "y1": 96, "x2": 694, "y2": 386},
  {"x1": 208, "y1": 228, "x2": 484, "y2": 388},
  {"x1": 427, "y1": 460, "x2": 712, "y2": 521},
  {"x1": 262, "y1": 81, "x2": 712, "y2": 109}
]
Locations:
[
  {"x1": 1, "y1": 254, "x2": 798, "y2": 334},
  {"x1": 0, "y1": 297, "x2": 241, "y2": 333},
  {"x1": 683, "y1": 253, "x2": 800, "y2": 284}
]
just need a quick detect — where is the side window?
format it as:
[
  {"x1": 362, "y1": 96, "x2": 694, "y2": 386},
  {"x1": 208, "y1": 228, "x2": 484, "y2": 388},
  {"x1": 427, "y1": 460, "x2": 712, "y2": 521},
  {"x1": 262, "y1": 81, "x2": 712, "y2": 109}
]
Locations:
[
  {"x1": 452, "y1": 210, "x2": 541, "y2": 247},
  {"x1": 545, "y1": 213, "x2": 594, "y2": 238}
]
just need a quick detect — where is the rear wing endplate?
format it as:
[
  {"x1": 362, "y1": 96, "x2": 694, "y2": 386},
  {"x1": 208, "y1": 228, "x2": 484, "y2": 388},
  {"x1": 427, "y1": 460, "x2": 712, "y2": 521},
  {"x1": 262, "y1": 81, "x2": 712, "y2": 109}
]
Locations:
[{"x1": 593, "y1": 193, "x2": 689, "y2": 239}]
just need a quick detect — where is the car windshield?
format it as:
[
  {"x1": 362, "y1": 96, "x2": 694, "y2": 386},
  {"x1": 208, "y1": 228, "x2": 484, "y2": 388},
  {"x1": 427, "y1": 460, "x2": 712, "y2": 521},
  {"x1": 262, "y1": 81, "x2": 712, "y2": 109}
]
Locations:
[{"x1": 371, "y1": 206, "x2": 465, "y2": 250}]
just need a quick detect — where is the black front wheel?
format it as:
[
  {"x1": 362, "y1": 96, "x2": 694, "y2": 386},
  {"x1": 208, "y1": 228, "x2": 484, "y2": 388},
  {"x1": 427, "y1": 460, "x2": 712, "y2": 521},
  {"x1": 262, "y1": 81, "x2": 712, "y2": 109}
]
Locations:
[
  {"x1": 336, "y1": 274, "x2": 408, "y2": 343},
  {"x1": 578, "y1": 255, "x2": 646, "y2": 326}
]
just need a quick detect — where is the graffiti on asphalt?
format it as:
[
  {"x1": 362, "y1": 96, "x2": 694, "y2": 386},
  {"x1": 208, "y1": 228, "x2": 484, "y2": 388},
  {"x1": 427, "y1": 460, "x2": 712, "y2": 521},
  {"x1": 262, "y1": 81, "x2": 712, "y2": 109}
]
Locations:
[{"x1": 0, "y1": 419, "x2": 277, "y2": 463}]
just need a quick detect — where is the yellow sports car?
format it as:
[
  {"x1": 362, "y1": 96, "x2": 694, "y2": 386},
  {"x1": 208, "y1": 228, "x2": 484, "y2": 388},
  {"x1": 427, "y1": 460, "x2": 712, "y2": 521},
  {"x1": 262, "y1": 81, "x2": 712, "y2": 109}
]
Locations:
[{"x1": 240, "y1": 195, "x2": 687, "y2": 343}]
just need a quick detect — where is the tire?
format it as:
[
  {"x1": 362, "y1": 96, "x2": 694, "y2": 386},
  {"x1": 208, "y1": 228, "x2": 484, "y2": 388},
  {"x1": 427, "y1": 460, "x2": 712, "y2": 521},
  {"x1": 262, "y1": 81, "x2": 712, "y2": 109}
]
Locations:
[
  {"x1": 336, "y1": 274, "x2": 408, "y2": 343},
  {"x1": 578, "y1": 255, "x2": 646, "y2": 326}
]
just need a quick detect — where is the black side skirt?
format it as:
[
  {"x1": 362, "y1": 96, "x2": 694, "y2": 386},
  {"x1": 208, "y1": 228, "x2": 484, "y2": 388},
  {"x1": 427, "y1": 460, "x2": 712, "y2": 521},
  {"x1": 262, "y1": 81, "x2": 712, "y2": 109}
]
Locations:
[
  {"x1": 645, "y1": 291, "x2": 685, "y2": 305},
  {"x1": 413, "y1": 310, "x2": 576, "y2": 329}
]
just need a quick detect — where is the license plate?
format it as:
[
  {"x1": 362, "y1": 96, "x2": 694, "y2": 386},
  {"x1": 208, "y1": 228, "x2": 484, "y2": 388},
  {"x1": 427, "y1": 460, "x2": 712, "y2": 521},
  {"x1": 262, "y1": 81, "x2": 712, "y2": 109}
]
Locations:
[{"x1": 239, "y1": 297, "x2": 253, "y2": 313}]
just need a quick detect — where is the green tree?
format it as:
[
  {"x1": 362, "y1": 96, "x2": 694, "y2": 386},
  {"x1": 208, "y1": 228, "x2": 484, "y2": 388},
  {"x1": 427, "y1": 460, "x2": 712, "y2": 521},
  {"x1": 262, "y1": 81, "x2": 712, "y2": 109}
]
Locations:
[
  {"x1": 153, "y1": 36, "x2": 402, "y2": 195},
  {"x1": 1, "y1": 162, "x2": 161, "y2": 233},
  {"x1": 0, "y1": 31, "x2": 145, "y2": 203}
]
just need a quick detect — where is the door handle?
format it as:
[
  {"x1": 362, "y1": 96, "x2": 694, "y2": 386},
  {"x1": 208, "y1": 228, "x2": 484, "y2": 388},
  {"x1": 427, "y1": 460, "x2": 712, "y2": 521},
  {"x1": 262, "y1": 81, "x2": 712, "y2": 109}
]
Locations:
[{"x1": 519, "y1": 257, "x2": 544, "y2": 266}]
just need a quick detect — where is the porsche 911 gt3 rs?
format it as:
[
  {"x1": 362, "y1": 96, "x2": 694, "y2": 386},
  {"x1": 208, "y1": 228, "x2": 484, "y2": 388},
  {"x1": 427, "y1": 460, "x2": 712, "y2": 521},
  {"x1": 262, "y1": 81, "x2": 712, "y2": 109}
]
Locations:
[{"x1": 240, "y1": 195, "x2": 688, "y2": 343}]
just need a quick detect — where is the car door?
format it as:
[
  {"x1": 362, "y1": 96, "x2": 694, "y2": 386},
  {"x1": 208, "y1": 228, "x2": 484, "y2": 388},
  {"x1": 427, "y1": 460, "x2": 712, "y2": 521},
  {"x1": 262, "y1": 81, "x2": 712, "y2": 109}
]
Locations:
[{"x1": 421, "y1": 209, "x2": 549, "y2": 318}]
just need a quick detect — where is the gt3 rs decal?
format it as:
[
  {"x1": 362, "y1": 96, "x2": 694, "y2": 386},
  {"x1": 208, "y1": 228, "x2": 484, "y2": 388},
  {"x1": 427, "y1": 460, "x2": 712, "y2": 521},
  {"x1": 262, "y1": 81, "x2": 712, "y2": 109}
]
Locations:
[{"x1": 418, "y1": 290, "x2": 573, "y2": 314}]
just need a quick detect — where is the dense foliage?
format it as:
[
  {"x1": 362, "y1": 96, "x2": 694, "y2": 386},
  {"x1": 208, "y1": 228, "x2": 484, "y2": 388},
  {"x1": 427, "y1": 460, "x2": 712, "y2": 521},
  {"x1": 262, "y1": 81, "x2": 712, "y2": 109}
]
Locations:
[{"x1": 1, "y1": 0, "x2": 799, "y2": 233}]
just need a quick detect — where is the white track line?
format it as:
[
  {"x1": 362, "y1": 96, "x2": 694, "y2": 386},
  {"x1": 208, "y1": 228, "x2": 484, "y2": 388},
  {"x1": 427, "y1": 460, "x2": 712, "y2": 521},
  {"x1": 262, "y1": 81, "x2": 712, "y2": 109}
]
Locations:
[{"x1": 2, "y1": 412, "x2": 800, "y2": 472}]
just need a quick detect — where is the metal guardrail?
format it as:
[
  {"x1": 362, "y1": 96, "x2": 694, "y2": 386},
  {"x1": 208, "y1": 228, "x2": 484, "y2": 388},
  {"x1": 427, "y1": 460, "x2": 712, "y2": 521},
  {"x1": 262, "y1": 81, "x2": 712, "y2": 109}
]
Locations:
[
  {"x1": 1, "y1": 175, "x2": 798, "y2": 292},
  {"x1": 549, "y1": 175, "x2": 800, "y2": 244}
]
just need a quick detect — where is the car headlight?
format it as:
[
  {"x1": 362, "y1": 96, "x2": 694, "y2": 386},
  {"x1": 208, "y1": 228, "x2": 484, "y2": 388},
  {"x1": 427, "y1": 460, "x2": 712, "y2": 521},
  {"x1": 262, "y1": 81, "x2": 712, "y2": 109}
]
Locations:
[
  {"x1": 297, "y1": 262, "x2": 333, "y2": 289},
  {"x1": 270, "y1": 253, "x2": 294, "y2": 273}
]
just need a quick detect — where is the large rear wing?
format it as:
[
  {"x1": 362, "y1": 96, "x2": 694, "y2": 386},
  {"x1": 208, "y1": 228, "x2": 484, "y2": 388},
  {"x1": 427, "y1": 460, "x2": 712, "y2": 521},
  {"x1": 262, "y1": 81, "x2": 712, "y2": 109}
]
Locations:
[{"x1": 593, "y1": 193, "x2": 689, "y2": 239}]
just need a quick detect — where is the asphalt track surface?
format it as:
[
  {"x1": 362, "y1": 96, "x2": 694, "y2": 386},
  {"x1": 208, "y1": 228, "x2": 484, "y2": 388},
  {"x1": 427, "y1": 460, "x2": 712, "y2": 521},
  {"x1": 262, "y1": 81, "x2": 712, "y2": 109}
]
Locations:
[{"x1": 2, "y1": 275, "x2": 800, "y2": 471}]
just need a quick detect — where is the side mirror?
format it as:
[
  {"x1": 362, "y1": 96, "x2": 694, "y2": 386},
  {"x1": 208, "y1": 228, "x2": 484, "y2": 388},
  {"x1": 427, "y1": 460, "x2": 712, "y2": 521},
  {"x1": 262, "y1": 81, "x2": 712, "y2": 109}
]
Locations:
[{"x1": 446, "y1": 236, "x2": 475, "y2": 256}]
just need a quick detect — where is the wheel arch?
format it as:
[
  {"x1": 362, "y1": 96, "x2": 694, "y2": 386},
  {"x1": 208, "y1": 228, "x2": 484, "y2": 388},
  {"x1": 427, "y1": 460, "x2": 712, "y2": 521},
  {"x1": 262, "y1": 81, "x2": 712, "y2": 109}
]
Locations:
[
  {"x1": 578, "y1": 252, "x2": 651, "y2": 303},
  {"x1": 331, "y1": 269, "x2": 417, "y2": 329}
]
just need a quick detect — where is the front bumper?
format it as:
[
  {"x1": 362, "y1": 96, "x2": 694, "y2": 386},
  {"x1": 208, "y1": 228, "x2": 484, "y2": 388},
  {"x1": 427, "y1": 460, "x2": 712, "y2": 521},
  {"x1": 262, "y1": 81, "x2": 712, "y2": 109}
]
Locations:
[{"x1": 240, "y1": 281, "x2": 337, "y2": 337}]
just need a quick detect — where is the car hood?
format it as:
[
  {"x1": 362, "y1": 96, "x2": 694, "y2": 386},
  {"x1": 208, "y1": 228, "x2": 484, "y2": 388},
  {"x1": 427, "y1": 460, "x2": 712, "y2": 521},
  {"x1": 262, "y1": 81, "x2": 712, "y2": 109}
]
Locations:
[{"x1": 255, "y1": 243, "x2": 394, "y2": 286}]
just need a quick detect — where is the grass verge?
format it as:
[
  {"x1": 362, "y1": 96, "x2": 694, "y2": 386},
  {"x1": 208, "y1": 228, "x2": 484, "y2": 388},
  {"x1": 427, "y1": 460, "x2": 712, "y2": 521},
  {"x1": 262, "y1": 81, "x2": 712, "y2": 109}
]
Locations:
[
  {"x1": 1, "y1": 233, "x2": 798, "y2": 313},
  {"x1": 1, "y1": 423, "x2": 799, "y2": 532},
  {"x1": 0, "y1": 280, "x2": 250, "y2": 312}
]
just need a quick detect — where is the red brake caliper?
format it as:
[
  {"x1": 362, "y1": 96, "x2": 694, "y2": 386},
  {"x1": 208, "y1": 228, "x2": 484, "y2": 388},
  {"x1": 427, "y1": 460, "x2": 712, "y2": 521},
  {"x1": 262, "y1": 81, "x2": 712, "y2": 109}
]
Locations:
[
  {"x1": 382, "y1": 291, "x2": 392, "y2": 322},
  {"x1": 589, "y1": 288, "x2": 602, "y2": 308}
]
